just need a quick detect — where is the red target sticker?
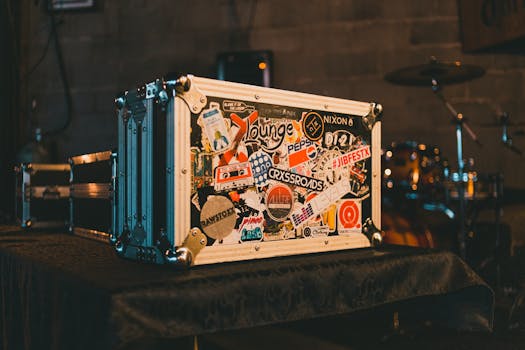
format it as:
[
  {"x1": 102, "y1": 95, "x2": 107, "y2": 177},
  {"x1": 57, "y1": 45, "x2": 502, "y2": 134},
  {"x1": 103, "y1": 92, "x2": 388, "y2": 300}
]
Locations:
[{"x1": 337, "y1": 199, "x2": 362, "y2": 234}]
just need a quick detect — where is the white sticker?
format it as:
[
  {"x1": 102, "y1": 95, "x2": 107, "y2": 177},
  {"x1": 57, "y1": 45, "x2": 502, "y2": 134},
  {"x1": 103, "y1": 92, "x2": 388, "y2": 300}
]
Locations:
[
  {"x1": 290, "y1": 180, "x2": 351, "y2": 228},
  {"x1": 337, "y1": 199, "x2": 362, "y2": 235},
  {"x1": 214, "y1": 162, "x2": 254, "y2": 192},
  {"x1": 199, "y1": 103, "x2": 232, "y2": 153},
  {"x1": 331, "y1": 146, "x2": 371, "y2": 169}
]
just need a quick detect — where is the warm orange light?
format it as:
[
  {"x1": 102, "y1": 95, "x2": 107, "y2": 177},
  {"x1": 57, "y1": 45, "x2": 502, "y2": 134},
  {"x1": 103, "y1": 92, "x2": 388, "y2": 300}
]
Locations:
[{"x1": 258, "y1": 62, "x2": 267, "y2": 70}]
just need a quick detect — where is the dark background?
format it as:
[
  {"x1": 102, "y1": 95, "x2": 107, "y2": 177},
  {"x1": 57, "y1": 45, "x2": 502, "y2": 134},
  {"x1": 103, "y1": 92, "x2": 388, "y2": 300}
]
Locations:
[{"x1": 2, "y1": 0, "x2": 524, "y2": 238}]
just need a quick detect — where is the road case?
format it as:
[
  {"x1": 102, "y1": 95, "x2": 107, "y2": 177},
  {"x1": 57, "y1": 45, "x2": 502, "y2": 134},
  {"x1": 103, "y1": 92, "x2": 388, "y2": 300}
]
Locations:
[
  {"x1": 116, "y1": 75, "x2": 382, "y2": 267},
  {"x1": 15, "y1": 163, "x2": 70, "y2": 229},
  {"x1": 69, "y1": 150, "x2": 116, "y2": 243}
]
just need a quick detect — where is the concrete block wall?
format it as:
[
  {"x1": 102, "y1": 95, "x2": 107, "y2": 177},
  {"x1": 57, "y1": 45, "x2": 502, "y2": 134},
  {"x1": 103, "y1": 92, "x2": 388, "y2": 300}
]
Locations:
[{"x1": 21, "y1": 0, "x2": 525, "y2": 188}]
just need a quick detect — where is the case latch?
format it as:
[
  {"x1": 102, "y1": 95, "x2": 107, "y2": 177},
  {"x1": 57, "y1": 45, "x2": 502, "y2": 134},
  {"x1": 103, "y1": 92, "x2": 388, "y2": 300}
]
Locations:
[
  {"x1": 362, "y1": 102, "x2": 383, "y2": 131},
  {"x1": 169, "y1": 75, "x2": 207, "y2": 114}
]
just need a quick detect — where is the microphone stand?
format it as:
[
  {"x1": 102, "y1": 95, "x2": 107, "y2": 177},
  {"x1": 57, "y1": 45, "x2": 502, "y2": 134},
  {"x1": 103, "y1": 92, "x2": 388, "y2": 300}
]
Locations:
[{"x1": 431, "y1": 79, "x2": 481, "y2": 260}]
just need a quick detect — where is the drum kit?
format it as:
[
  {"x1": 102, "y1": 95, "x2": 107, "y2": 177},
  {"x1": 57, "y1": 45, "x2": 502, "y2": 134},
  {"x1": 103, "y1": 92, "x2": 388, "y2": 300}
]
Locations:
[{"x1": 381, "y1": 57, "x2": 524, "y2": 274}]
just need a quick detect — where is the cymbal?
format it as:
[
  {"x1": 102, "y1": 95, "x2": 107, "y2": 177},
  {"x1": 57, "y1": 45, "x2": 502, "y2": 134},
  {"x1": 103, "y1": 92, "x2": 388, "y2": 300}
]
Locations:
[{"x1": 385, "y1": 59, "x2": 485, "y2": 86}]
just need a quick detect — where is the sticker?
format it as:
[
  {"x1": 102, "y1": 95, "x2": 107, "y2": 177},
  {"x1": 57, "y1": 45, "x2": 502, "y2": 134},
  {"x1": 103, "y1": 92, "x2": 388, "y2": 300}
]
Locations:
[
  {"x1": 265, "y1": 184, "x2": 294, "y2": 222},
  {"x1": 200, "y1": 196, "x2": 237, "y2": 240},
  {"x1": 302, "y1": 112, "x2": 324, "y2": 141},
  {"x1": 219, "y1": 111, "x2": 259, "y2": 166},
  {"x1": 322, "y1": 114, "x2": 354, "y2": 127},
  {"x1": 248, "y1": 150, "x2": 273, "y2": 187},
  {"x1": 349, "y1": 165, "x2": 366, "y2": 184},
  {"x1": 331, "y1": 146, "x2": 371, "y2": 169},
  {"x1": 222, "y1": 100, "x2": 256, "y2": 113},
  {"x1": 287, "y1": 139, "x2": 317, "y2": 168},
  {"x1": 214, "y1": 162, "x2": 254, "y2": 192},
  {"x1": 240, "y1": 189, "x2": 266, "y2": 212},
  {"x1": 258, "y1": 106, "x2": 299, "y2": 120},
  {"x1": 285, "y1": 120, "x2": 303, "y2": 143},
  {"x1": 337, "y1": 199, "x2": 362, "y2": 235},
  {"x1": 290, "y1": 180, "x2": 351, "y2": 228},
  {"x1": 321, "y1": 204, "x2": 337, "y2": 232},
  {"x1": 191, "y1": 193, "x2": 201, "y2": 211},
  {"x1": 244, "y1": 118, "x2": 295, "y2": 153},
  {"x1": 191, "y1": 148, "x2": 213, "y2": 191},
  {"x1": 322, "y1": 130, "x2": 354, "y2": 150},
  {"x1": 239, "y1": 214, "x2": 264, "y2": 241},
  {"x1": 267, "y1": 167, "x2": 324, "y2": 191},
  {"x1": 199, "y1": 103, "x2": 232, "y2": 153},
  {"x1": 302, "y1": 225, "x2": 329, "y2": 238},
  {"x1": 315, "y1": 150, "x2": 346, "y2": 184},
  {"x1": 263, "y1": 229, "x2": 287, "y2": 241},
  {"x1": 292, "y1": 163, "x2": 313, "y2": 177}
]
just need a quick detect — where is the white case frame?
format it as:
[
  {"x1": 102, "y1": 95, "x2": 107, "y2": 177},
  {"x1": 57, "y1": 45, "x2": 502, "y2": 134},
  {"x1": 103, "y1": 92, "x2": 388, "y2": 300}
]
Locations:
[{"x1": 170, "y1": 77, "x2": 381, "y2": 266}]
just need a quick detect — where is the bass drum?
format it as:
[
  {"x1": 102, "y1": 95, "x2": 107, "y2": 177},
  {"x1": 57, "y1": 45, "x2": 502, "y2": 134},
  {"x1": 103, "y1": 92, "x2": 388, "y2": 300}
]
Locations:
[
  {"x1": 381, "y1": 210, "x2": 436, "y2": 248},
  {"x1": 382, "y1": 141, "x2": 445, "y2": 202},
  {"x1": 381, "y1": 208, "x2": 456, "y2": 250}
]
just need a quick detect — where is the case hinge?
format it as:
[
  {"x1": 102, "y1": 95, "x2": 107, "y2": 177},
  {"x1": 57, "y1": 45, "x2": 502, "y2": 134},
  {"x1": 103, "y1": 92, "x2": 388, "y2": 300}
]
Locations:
[
  {"x1": 362, "y1": 217, "x2": 383, "y2": 247},
  {"x1": 362, "y1": 102, "x2": 383, "y2": 131},
  {"x1": 165, "y1": 227, "x2": 207, "y2": 267},
  {"x1": 168, "y1": 75, "x2": 207, "y2": 114}
]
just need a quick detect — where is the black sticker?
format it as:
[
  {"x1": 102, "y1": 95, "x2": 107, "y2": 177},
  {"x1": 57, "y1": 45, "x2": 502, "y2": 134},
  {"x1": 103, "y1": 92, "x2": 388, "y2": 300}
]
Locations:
[
  {"x1": 267, "y1": 167, "x2": 325, "y2": 191},
  {"x1": 302, "y1": 112, "x2": 324, "y2": 141}
]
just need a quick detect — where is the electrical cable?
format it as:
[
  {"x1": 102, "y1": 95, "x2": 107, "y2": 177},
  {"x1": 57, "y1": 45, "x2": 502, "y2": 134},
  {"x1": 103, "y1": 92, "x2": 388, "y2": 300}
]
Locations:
[{"x1": 26, "y1": 28, "x2": 53, "y2": 77}]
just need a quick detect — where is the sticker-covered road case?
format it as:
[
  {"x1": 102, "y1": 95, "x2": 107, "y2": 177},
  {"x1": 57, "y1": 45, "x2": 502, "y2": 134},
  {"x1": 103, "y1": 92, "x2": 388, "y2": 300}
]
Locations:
[
  {"x1": 69, "y1": 150, "x2": 116, "y2": 243},
  {"x1": 15, "y1": 163, "x2": 70, "y2": 229},
  {"x1": 116, "y1": 75, "x2": 382, "y2": 267}
]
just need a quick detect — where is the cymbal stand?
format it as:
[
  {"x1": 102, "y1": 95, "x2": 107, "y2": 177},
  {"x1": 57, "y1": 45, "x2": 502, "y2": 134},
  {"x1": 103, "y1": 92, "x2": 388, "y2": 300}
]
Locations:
[
  {"x1": 501, "y1": 112, "x2": 523, "y2": 156},
  {"x1": 431, "y1": 79, "x2": 481, "y2": 260}
]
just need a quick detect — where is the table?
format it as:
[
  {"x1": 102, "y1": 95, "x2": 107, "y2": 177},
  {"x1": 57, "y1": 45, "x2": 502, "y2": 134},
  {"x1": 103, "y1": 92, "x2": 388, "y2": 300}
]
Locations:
[{"x1": 0, "y1": 226, "x2": 493, "y2": 350}]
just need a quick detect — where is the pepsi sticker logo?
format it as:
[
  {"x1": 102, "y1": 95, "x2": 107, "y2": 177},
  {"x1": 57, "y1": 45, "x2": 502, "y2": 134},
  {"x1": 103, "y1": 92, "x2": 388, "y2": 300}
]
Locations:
[
  {"x1": 287, "y1": 138, "x2": 317, "y2": 168},
  {"x1": 265, "y1": 184, "x2": 294, "y2": 222},
  {"x1": 337, "y1": 199, "x2": 362, "y2": 235}
]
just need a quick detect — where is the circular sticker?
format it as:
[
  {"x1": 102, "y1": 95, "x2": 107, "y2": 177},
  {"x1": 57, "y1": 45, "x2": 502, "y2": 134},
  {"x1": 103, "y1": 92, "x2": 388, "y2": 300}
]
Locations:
[
  {"x1": 265, "y1": 184, "x2": 294, "y2": 222},
  {"x1": 302, "y1": 112, "x2": 324, "y2": 141},
  {"x1": 316, "y1": 150, "x2": 345, "y2": 184},
  {"x1": 338, "y1": 200, "x2": 361, "y2": 229},
  {"x1": 200, "y1": 196, "x2": 237, "y2": 240}
]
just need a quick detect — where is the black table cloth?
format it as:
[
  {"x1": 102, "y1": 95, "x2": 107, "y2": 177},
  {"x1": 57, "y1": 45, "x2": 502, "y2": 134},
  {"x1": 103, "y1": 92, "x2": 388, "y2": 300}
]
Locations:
[{"x1": 0, "y1": 226, "x2": 493, "y2": 350}]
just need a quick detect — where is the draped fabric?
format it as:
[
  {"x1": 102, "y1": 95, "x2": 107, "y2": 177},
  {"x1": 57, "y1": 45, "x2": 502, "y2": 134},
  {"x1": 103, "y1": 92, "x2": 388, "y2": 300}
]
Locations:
[{"x1": 0, "y1": 228, "x2": 493, "y2": 350}]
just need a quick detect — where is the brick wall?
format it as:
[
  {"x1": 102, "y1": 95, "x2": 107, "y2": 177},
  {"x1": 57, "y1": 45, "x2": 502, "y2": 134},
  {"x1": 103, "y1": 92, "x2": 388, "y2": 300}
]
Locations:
[{"x1": 21, "y1": 0, "x2": 525, "y2": 188}]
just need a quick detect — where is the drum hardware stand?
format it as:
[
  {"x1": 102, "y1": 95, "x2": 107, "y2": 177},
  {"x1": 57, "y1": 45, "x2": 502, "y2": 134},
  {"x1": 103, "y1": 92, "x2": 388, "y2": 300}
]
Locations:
[
  {"x1": 493, "y1": 173, "x2": 504, "y2": 288},
  {"x1": 500, "y1": 112, "x2": 523, "y2": 156},
  {"x1": 431, "y1": 79, "x2": 482, "y2": 260}
]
